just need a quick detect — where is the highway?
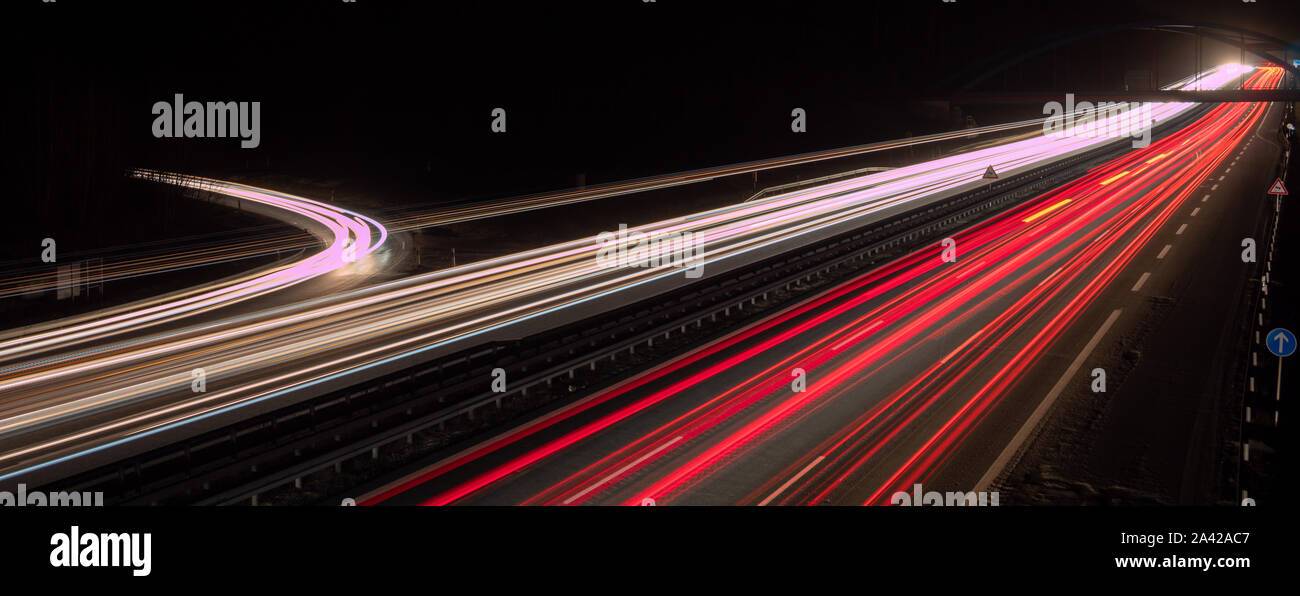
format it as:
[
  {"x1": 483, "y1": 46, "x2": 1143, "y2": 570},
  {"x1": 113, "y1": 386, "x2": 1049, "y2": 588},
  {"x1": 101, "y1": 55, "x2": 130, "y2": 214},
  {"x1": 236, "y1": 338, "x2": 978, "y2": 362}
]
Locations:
[
  {"x1": 0, "y1": 65, "x2": 1264, "y2": 492},
  {"x1": 358, "y1": 66, "x2": 1285, "y2": 505},
  {"x1": 0, "y1": 111, "x2": 1123, "y2": 303},
  {"x1": 0, "y1": 172, "x2": 387, "y2": 355}
]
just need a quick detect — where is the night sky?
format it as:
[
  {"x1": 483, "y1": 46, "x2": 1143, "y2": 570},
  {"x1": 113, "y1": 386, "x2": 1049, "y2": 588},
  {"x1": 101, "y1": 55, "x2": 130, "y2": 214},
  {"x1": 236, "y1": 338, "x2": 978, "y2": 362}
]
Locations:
[{"x1": 4, "y1": 0, "x2": 1298, "y2": 253}]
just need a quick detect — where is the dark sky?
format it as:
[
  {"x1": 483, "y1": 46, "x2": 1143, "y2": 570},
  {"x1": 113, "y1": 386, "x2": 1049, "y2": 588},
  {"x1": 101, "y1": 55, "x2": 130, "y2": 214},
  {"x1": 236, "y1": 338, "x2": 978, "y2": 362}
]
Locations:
[{"x1": 3, "y1": 0, "x2": 1298, "y2": 242}]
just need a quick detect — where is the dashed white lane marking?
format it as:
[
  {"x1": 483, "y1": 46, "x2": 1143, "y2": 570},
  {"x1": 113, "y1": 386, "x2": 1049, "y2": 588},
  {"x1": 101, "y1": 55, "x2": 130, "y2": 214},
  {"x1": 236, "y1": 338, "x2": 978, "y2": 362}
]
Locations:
[
  {"x1": 1191, "y1": 208, "x2": 1200, "y2": 217},
  {"x1": 564, "y1": 435, "x2": 684, "y2": 504},
  {"x1": 955, "y1": 259, "x2": 986, "y2": 281},
  {"x1": 1226, "y1": 168, "x2": 1232, "y2": 173},
  {"x1": 1157, "y1": 244, "x2": 1172, "y2": 259},
  {"x1": 832, "y1": 319, "x2": 884, "y2": 352},
  {"x1": 759, "y1": 455, "x2": 826, "y2": 506},
  {"x1": 1211, "y1": 184, "x2": 1219, "y2": 190},
  {"x1": 1176, "y1": 223, "x2": 1188, "y2": 235},
  {"x1": 1132, "y1": 272, "x2": 1151, "y2": 292},
  {"x1": 1202, "y1": 194, "x2": 1210, "y2": 202},
  {"x1": 974, "y1": 309, "x2": 1123, "y2": 493},
  {"x1": 1035, "y1": 266, "x2": 1063, "y2": 288},
  {"x1": 1219, "y1": 175, "x2": 1226, "y2": 181},
  {"x1": 940, "y1": 327, "x2": 986, "y2": 364}
]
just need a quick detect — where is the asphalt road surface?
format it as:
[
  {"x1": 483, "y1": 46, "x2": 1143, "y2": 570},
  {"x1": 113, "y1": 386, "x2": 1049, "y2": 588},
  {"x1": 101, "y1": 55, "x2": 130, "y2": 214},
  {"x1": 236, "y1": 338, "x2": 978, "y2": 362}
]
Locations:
[{"x1": 364, "y1": 68, "x2": 1285, "y2": 506}]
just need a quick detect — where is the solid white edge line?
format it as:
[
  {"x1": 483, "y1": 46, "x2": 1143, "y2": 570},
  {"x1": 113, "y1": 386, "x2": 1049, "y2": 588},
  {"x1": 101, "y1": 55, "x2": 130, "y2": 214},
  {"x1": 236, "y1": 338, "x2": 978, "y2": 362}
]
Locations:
[{"x1": 974, "y1": 308, "x2": 1122, "y2": 493}]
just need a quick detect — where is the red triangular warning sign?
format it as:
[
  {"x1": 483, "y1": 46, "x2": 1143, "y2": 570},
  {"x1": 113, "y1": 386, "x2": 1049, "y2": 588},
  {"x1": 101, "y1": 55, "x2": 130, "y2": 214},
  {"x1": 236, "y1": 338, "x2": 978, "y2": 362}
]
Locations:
[
  {"x1": 983, "y1": 165, "x2": 998, "y2": 179},
  {"x1": 1268, "y1": 178, "x2": 1288, "y2": 195}
]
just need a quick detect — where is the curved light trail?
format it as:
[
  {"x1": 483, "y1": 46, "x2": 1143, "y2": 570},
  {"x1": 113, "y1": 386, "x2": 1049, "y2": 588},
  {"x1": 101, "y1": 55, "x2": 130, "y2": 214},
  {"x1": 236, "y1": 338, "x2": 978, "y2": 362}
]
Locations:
[{"x1": 0, "y1": 171, "x2": 387, "y2": 360}]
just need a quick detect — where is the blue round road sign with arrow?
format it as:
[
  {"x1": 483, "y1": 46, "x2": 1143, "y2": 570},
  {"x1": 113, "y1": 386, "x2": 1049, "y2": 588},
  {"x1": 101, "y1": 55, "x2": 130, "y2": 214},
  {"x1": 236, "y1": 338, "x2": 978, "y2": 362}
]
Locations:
[{"x1": 1267, "y1": 328, "x2": 1296, "y2": 358}]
